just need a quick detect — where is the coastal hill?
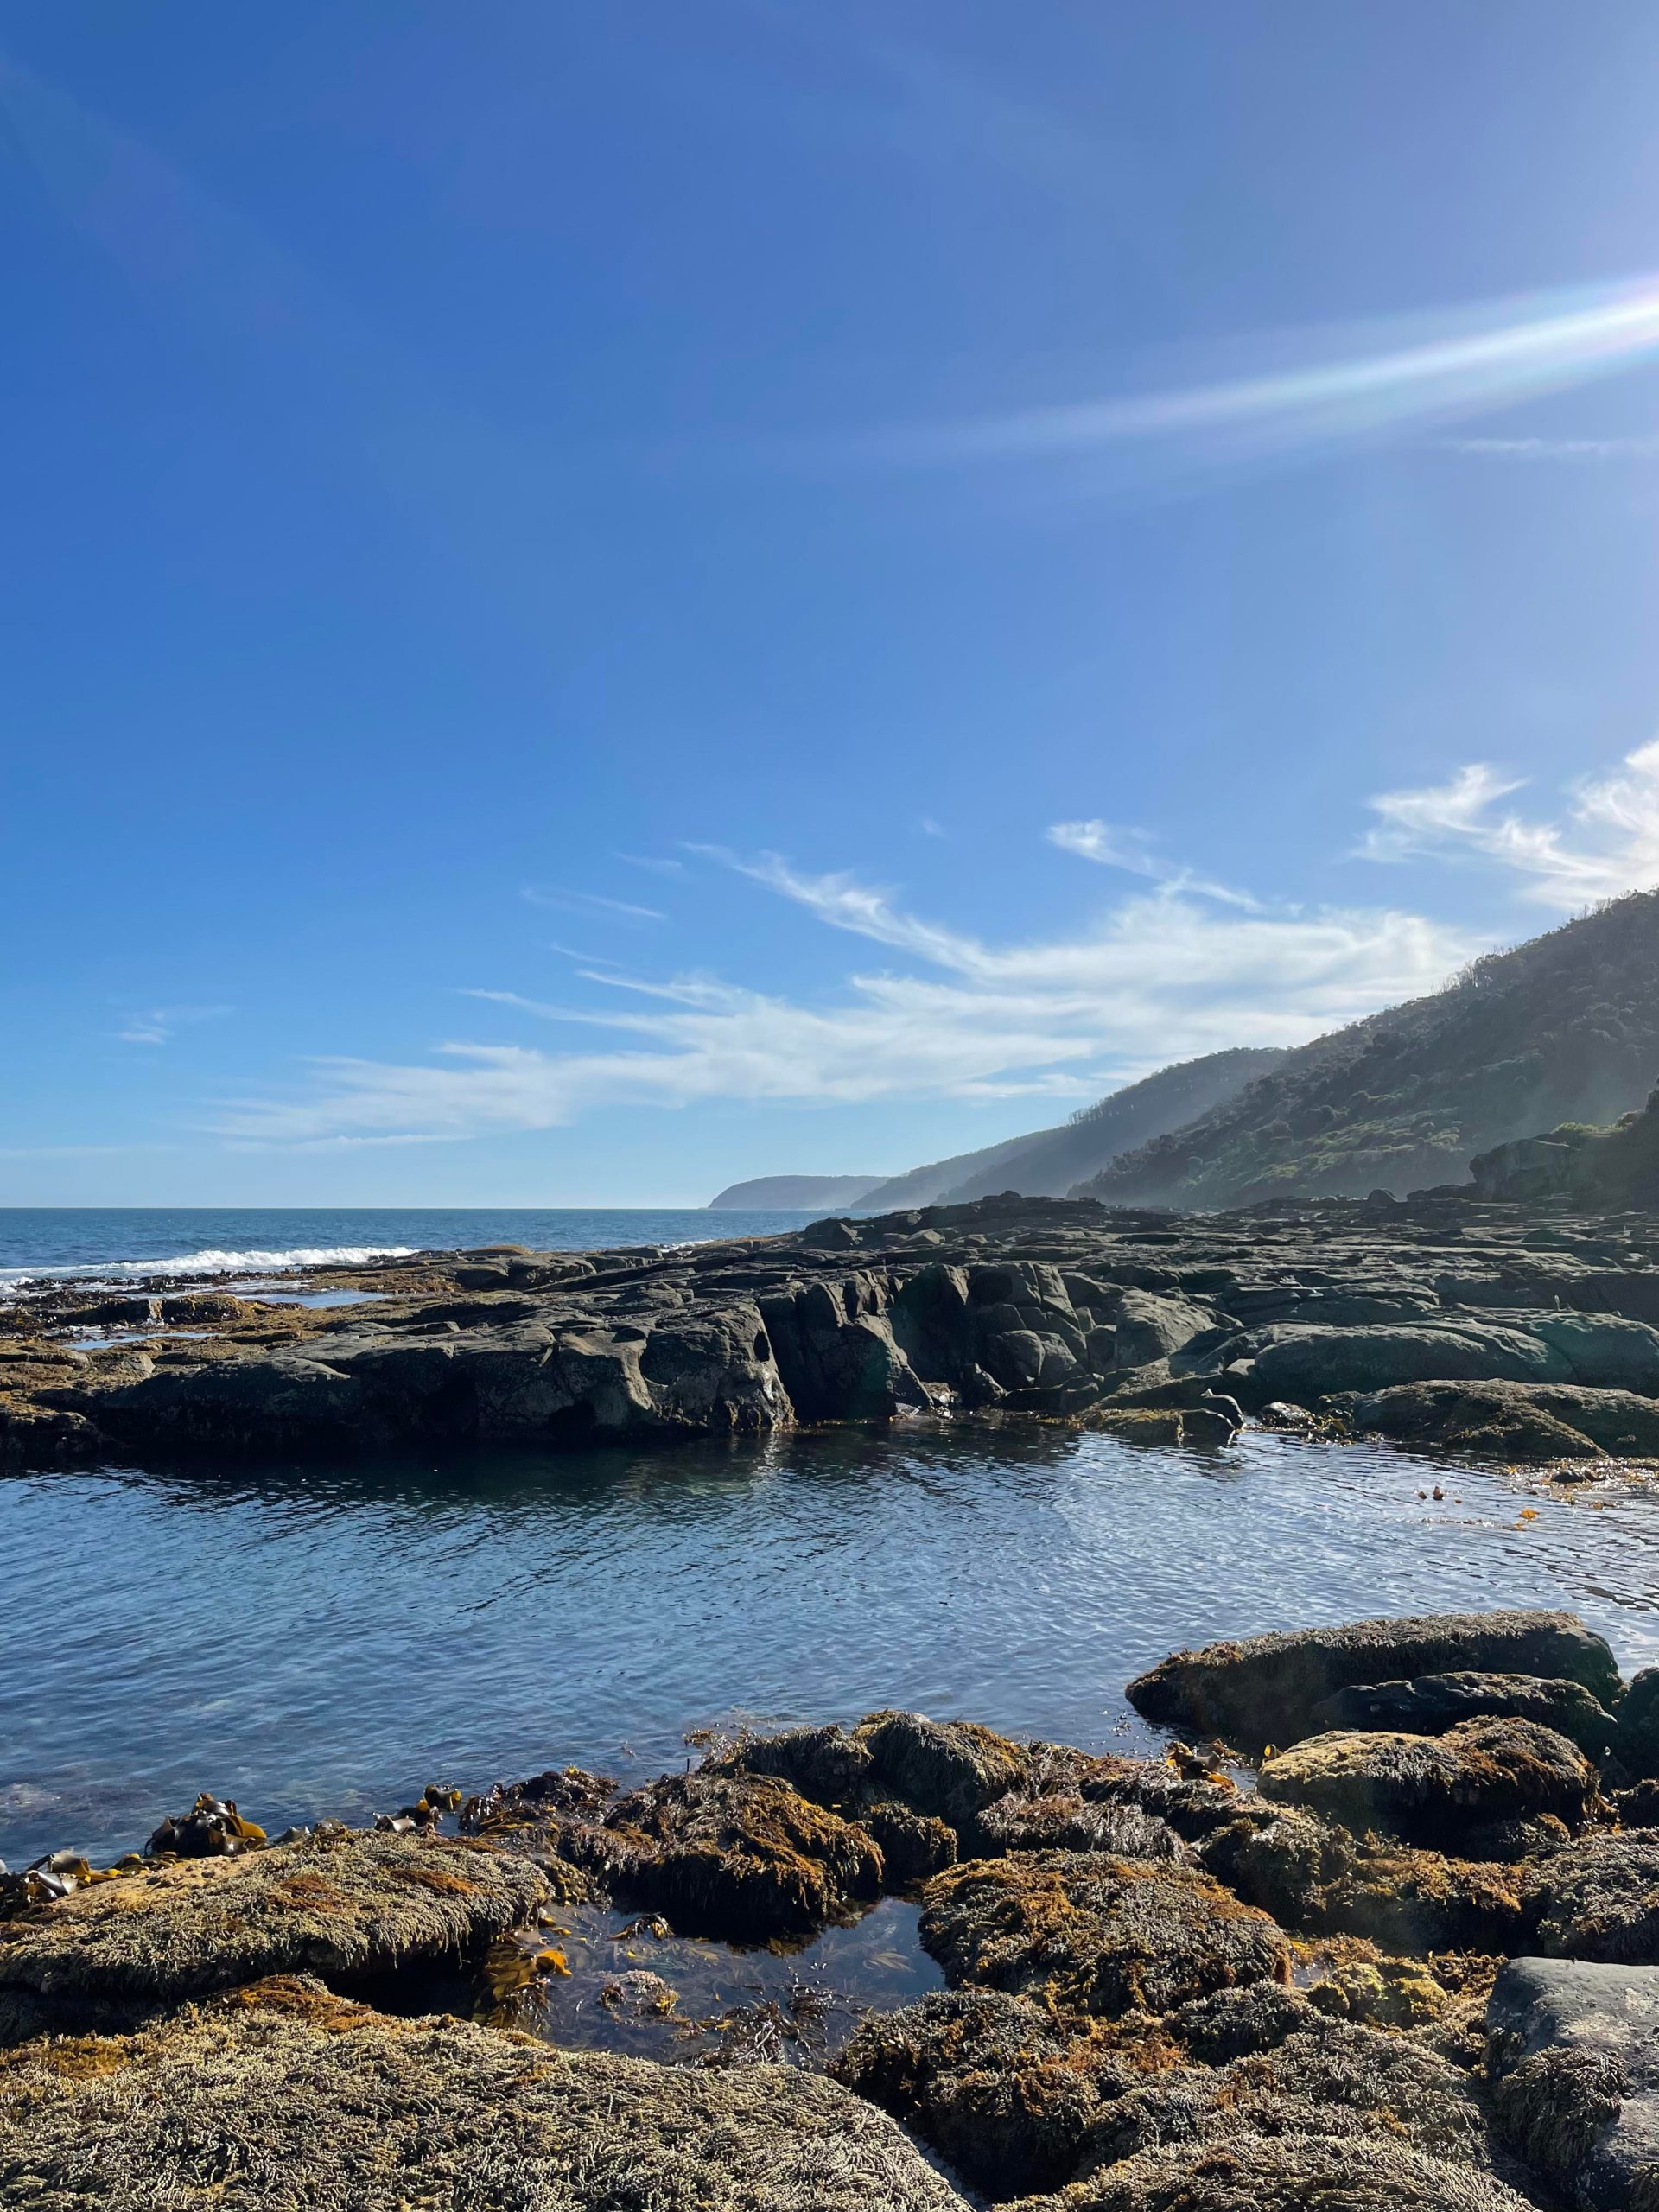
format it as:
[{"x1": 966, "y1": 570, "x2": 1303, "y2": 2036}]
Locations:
[
  {"x1": 1076, "y1": 890, "x2": 1659, "y2": 1210},
  {"x1": 708, "y1": 1173, "x2": 884, "y2": 1210},
  {"x1": 714, "y1": 1050, "x2": 1287, "y2": 1214}
]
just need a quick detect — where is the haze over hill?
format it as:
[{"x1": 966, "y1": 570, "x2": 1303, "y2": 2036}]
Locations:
[
  {"x1": 709, "y1": 1050, "x2": 1287, "y2": 1212},
  {"x1": 1075, "y1": 891, "x2": 1659, "y2": 1210},
  {"x1": 707, "y1": 1174, "x2": 884, "y2": 1210}
]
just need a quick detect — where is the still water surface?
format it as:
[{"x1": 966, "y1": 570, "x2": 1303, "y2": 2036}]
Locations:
[{"x1": 5, "y1": 1424, "x2": 1659, "y2": 1869}]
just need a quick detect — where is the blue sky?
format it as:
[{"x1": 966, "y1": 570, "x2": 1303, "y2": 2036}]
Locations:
[{"x1": 6, "y1": 3, "x2": 1659, "y2": 1205}]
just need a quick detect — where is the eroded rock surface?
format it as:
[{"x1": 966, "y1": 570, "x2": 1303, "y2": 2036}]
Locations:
[{"x1": 13, "y1": 1186, "x2": 1659, "y2": 1466}]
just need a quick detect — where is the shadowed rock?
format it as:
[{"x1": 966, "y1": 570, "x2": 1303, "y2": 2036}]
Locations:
[
  {"x1": 0, "y1": 1976, "x2": 972, "y2": 2212},
  {"x1": 1529, "y1": 1831, "x2": 1659, "y2": 1963},
  {"x1": 1309, "y1": 1672, "x2": 1617, "y2": 1759},
  {"x1": 1338, "y1": 1379, "x2": 1659, "y2": 1461},
  {"x1": 1128, "y1": 1610, "x2": 1619, "y2": 1748}
]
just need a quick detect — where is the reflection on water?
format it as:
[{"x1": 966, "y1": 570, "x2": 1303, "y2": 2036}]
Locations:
[{"x1": 4, "y1": 1423, "x2": 1659, "y2": 1867}]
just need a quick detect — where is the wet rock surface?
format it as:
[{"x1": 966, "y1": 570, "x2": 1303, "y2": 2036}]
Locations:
[{"x1": 15, "y1": 1186, "x2": 1659, "y2": 1468}]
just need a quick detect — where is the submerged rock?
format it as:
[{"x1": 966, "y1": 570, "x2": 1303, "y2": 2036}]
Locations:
[
  {"x1": 0, "y1": 1826, "x2": 547, "y2": 2044},
  {"x1": 1128, "y1": 1609, "x2": 1619, "y2": 1747},
  {"x1": 1486, "y1": 1955, "x2": 1659, "y2": 2211},
  {"x1": 0, "y1": 1975, "x2": 971, "y2": 2212},
  {"x1": 919, "y1": 1850, "x2": 1292, "y2": 2018},
  {"x1": 1258, "y1": 1717, "x2": 1597, "y2": 1847}
]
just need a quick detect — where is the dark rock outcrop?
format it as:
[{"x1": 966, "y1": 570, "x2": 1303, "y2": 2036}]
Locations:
[
  {"x1": 1128, "y1": 1610, "x2": 1619, "y2": 1749},
  {"x1": 1308, "y1": 1671, "x2": 1618, "y2": 1759}
]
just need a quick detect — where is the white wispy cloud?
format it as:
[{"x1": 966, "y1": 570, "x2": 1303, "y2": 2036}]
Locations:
[
  {"x1": 1047, "y1": 818, "x2": 1268, "y2": 912},
  {"x1": 117, "y1": 1005, "x2": 232, "y2": 1047},
  {"x1": 217, "y1": 851, "x2": 1475, "y2": 1147},
  {"x1": 521, "y1": 887, "x2": 666, "y2": 924},
  {"x1": 1359, "y1": 741, "x2": 1659, "y2": 906},
  {"x1": 857, "y1": 272, "x2": 1659, "y2": 475},
  {"x1": 1444, "y1": 435, "x2": 1659, "y2": 461}
]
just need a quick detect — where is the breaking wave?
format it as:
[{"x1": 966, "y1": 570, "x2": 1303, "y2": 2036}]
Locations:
[{"x1": 0, "y1": 1244, "x2": 416, "y2": 1292}]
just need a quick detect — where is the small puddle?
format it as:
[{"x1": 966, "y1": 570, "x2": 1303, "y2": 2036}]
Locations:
[{"x1": 502, "y1": 1896, "x2": 943, "y2": 2067}]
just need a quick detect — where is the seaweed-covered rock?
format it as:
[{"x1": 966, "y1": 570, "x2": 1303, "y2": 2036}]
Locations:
[
  {"x1": 1310, "y1": 1672, "x2": 1618, "y2": 1760},
  {"x1": 1165, "y1": 1980, "x2": 1332, "y2": 2062},
  {"x1": 1313, "y1": 1840, "x2": 1532, "y2": 1954},
  {"x1": 1530, "y1": 1830, "x2": 1659, "y2": 1963},
  {"x1": 597, "y1": 1771, "x2": 884, "y2": 1942},
  {"x1": 836, "y1": 1987, "x2": 1103, "y2": 2197},
  {"x1": 721, "y1": 1723, "x2": 877, "y2": 1805},
  {"x1": 1008, "y1": 2131, "x2": 1540, "y2": 2212},
  {"x1": 853, "y1": 1710, "x2": 1029, "y2": 1830},
  {"x1": 0, "y1": 1827, "x2": 546, "y2": 2045},
  {"x1": 919, "y1": 1851, "x2": 1291, "y2": 2018},
  {"x1": 1128, "y1": 1610, "x2": 1619, "y2": 1748},
  {"x1": 862, "y1": 1801, "x2": 957, "y2": 1885},
  {"x1": 1079, "y1": 2018, "x2": 1493, "y2": 2174},
  {"x1": 1197, "y1": 1801, "x2": 1353, "y2": 1925},
  {"x1": 0, "y1": 1976, "x2": 971, "y2": 2212},
  {"x1": 1486, "y1": 1955, "x2": 1659, "y2": 2211},
  {"x1": 1339, "y1": 1379, "x2": 1659, "y2": 1462},
  {"x1": 1258, "y1": 1718, "x2": 1596, "y2": 1847}
]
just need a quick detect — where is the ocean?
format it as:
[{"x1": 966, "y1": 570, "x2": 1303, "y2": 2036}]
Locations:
[{"x1": 0, "y1": 1205, "x2": 822, "y2": 1289}]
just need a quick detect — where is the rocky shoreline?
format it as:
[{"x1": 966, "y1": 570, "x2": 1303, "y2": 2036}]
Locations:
[
  {"x1": 5, "y1": 1605, "x2": 1659, "y2": 2207},
  {"x1": 11, "y1": 1189, "x2": 1659, "y2": 1472}
]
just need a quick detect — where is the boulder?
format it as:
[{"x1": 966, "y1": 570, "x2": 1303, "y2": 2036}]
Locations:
[
  {"x1": 852, "y1": 1710, "x2": 1028, "y2": 1832},
  {"x1": 1258, "y1": 1718, "x2": 1597, "y2": 1847},
  {"x1": 919, "y1": 1850, "x2": 1292, "y2": 2018},
  {"x1": 1486, "y1": 1955, "x2": 1659, "y2": 2210},
  {"x1": 592, "y1": 1770, "x2": 884, "y2": 1942},
  {"x1": 1079, "y1": 2018, "x2": 1493, "y2": 2175},
  {"x1": 1247, "y1": 1321, "x2": 1565, "y2": 1399},
  {"x1": 1128, "y1": 1610, "x2": 1619, "y2": 1747},
  {"x1": 1338, "y1": 1379, "x2": 1659, "y2": 1461},
  {"x1": 1007, "y1": 2132, "x2": 1541, "y2": 2212},
  {"x1": 0, "y1": 1827, "x2": 545, "y2": 2044},
  {"x1": 1309, "y1": 1672, "x2": 1617, "y2": 1760},
  {"x1": 836, "y1": 1987, "x2": 1103, "y2": 2197},
  {"x1": 0, "y1": 1976, "x2": 970, "y2": 2212},
  {"x1": 1112, "y1": 1289, "x2": 1217, "y2": 1369},
  {"x1": 1313, "y1": 1840, "x2": 1532, "y2": 1954},
  {"x1": 1530, "y1": 1831, "x2": 1659, "y2": 1963},
  {"x1": 757, "y1": 1276, "x2": 934, "y2": 1420}
]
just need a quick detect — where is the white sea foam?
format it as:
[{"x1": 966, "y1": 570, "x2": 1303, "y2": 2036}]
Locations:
[{"x1": 0, "y1": 1244, "x2": 416, "y2": 1293}]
